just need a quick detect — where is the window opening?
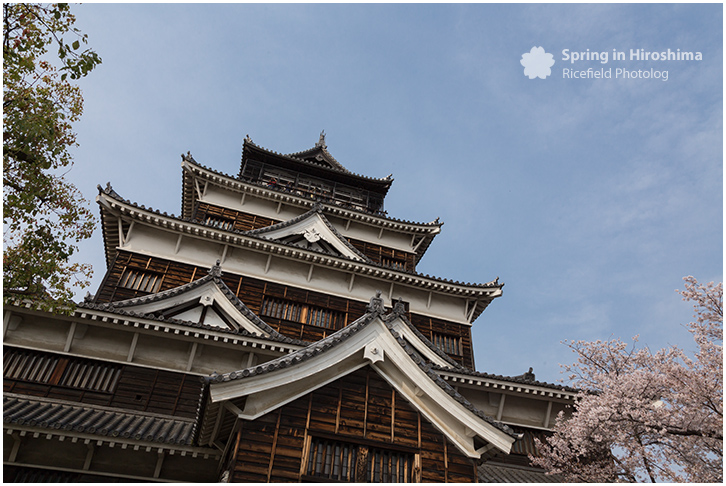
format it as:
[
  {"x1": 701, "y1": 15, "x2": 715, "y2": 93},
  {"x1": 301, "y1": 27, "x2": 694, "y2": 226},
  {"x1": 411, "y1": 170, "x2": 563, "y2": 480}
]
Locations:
[
  {"x1": 119, "y1": 268, "x2": 162, "y2": 293},
  {"x1": 432, "y1": 333, "x2": 462, "y2": 356}
]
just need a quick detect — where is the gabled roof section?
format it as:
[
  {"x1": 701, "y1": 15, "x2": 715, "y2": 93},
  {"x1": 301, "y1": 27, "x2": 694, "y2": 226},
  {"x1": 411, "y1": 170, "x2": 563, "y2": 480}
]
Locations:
[
  {"x1": 88, "y1": 262, "x2": 289, "y2": 340},
  {"x1": 246, "y1": 204, "x2": 372, "y2": 262},
  {"x1": 179, "y1": 157, "x2": 443, "y2": 260},
  {"x1": 284, "y1": 131, "x2": 350, "y2": 173},
  {"x1": 204, "y1": 293, "x2": 518, "y2": 458},
  {"x1": 240, "y1": 135, "x2": 394, "y2": 192}
]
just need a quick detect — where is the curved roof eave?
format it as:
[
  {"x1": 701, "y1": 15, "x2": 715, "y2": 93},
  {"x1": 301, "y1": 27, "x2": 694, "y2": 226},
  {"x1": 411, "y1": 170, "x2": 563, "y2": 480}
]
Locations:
[
  {"x1": 96, "y1": 186, "x2": 504, "y2": 300},
  {"x1": 181, "y1": 157, "x2": 443, "y2": 233},
  {"x1": 242, "y1": 136, "x2": 394, "y2": 187}
]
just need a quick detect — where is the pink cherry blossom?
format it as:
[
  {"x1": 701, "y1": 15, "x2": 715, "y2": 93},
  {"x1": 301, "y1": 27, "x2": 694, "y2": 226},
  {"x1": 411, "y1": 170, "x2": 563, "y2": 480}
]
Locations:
[{"x1": 531, "y1": 277, "x2": 722, "y2": 482}]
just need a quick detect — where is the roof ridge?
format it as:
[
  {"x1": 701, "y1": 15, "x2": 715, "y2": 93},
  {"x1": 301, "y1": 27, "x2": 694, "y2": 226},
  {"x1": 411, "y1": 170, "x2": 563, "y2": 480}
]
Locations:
[{"x1": 243, "y1": 136, "x2": 393, "y2": 184}]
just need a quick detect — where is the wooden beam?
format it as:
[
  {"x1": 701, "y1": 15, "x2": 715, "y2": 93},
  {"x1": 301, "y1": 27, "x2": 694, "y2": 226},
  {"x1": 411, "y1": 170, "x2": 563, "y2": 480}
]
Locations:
[
  {"x1": 266, "y1": 410, "x2": 282, "y2": 481},
  {"x1": 64, "y1": 322, "x2": 77, "y2": 353},
  {"x1": 496, "y1": 393, "x2": 507, "y2": 422},
  {"x1": 126, "y1": 221, "x2": 135, "y2": 244},
  {"x1": 224, "y1": 401, "x2": 246, "y2": 417},
  {"x1": 118, "y1": 218, "x2": 125, "y2": 245},
  {"x1": 83, "y1": 443, "x2": 95, "y2": 470},
  {"x1": 544, "y1": 401, "x2": 553, "y2": 428},
  {"x1": 307, "y1": 264, "x2": 314, "y2": 282},
  {"x1": 412, "y1": 235, "x2": 426, "y2": 252},
  {"x1": 186, "y1": 342, "x2": 198, "y2": 372},
  {"x1": 8, "y1": 433, "x2": 21, "y2": 463},
  {"x1": 127, "y1": 332, "x2": 139, "y2": 362},
  {"x1": 153, "y1": 450, "x2": 165, "y2": 478}
]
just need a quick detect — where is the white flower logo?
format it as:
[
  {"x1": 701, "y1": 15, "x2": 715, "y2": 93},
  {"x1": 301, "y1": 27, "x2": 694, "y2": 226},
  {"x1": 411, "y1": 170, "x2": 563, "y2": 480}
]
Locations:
[{"x1": 520, "y1": 46, "x2": 555, "y2": 79}]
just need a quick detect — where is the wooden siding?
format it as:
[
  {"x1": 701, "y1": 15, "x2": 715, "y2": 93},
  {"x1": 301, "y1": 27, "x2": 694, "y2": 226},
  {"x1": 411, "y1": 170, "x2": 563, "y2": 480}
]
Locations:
[
  {"x1": 96, "y1": 251, "x2": 474, "y2": 368},
  {"x1": 410, "y1": 314, "x2": 475, "y2": 369},
  {"x1": 3, "y1": 347, "x2": 202, "y2": 419},
  {"x1": 228, "y1": 366, "x2": 477, "y2": 482},
  {"x1": 346, "y1": 238, "x2": 417, "y2": 272},
  {"x1": 194, "y1": 202, "x2": 279, "y2": 232}
]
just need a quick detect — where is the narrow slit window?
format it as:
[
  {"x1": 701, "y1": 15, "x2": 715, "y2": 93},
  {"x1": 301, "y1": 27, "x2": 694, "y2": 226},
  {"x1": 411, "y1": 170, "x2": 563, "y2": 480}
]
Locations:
[
  {"x1": 119, "y1": 268, "x2": 162, "y2": 293},
  {"x1": 432, "y1": 333, "x2": 462, "y2": 356}
]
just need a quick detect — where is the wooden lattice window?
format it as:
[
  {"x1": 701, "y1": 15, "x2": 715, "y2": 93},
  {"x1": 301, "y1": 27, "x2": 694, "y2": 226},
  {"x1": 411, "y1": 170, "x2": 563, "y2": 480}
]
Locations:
[
  {"x1": 119, "y1": 268, "x2": 162, "y2": 293},
  {"x1": 204, "y1": 215, "x2": 235, "y2": 231},
  {"x1": 261, "y1": 297, "x2": 303, "y2": 322},
  {"x1": 381, "y1": 257, "x2": 407, "y2": 271},
  {"x1": 261, "y1": 297, "x2": 345, "y2": 330},
  {"x1": 304, "y1": 437, "x2": 417, "y2": 482},
  {"x1": 432, "y1": 333, "x2": 462, "y2": 356},
  {"x1": 3, "y1": 348, "x2": 122, "y2": 393}
]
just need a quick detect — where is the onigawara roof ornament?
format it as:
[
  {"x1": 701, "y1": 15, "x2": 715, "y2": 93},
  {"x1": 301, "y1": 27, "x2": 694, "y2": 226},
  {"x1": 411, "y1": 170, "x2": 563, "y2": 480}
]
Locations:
[
  {"x1": 315, "y1": 130, "x2": 326, "y2": 149},
  {"x1": 208, "y1": 259, "x2": 223, "y2": 278},
  {"x1": 366, "y1": 290, "x2": 385, "y2": 314}
]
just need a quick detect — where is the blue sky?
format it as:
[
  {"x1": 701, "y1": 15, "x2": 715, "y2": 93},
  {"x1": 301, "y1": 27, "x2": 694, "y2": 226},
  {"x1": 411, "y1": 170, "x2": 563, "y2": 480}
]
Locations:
[{"x1": 67, "y1": 3, "x2": 722, "y2": 384}]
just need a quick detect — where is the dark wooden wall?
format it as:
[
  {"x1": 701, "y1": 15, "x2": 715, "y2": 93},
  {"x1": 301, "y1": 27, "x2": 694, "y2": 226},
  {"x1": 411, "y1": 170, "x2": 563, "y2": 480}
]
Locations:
[
  {"x1": 194, "y1": 202, "x2": 278, "y2": 232},
  {"x1": 229, "y1": 366, "x2": 477, "y2": 482},
  {"x1": 3, "y1": 347, "x2": 202, "y2": 419},
  {"x1": 96, "y1": 250, "x2": 474, "y2": 369}
]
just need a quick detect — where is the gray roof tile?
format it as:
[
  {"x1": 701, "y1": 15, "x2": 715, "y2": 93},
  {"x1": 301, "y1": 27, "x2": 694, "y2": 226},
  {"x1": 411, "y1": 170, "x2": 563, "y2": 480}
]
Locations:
[{"x1": 3, "y1": 395, "x2": 197, "y2": 446}]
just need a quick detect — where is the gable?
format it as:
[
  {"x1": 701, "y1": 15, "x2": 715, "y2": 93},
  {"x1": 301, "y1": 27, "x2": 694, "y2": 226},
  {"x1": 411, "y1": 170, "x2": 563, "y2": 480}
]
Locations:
[
  {"x1": 97, "y1": 274, "x2": 277, "y2": 337},
  {"x1": 228, "y1": 366, "x2": 479, "y2": 482},
  {"x1": 205, "y1": 309, "x2": 516, "y2": 458},
  {"x1": 248, "y1": 208, "x2": 370, "y2": 261}
]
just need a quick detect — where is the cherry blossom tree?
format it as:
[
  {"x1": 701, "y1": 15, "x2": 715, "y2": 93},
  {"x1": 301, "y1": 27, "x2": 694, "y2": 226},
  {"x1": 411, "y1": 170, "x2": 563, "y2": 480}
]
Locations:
[{"x1": 532, "y1": 276, "x2": 722, "y2": 482}]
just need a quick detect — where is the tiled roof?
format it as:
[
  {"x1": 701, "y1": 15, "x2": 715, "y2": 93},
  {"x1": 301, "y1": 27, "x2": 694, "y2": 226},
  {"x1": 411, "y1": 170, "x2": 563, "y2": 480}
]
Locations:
[
  {"x1": 82, "y1": 264, "x2": 304, "y2": 347},
  {"x1": 182, "y1": 156, "x2": 439, "y2": 228},
  {"x1": 98, "y1": 184, "x2": 502, "y2": 295},
  {"x1": 243, "y1": 136, "x2": 393, "y2": 185},
  {"x1": 3, "y1": 394, "x2": 197, "y2": 446},
  {"x1": 432, "y1": 364, "x2": 580, "y2": 394},
  {"x1": 382, "y1": 302, "x2": 465, "y2": 370},
  {"x1": 478, "y1": 463, "x2": 562, "y2": 483},
  {"x1": 207, "y1": 298, "x2": 519, "y2": 439},
  {"x1": 283, "y1": 131, "x2": 351, "y2": 174}
]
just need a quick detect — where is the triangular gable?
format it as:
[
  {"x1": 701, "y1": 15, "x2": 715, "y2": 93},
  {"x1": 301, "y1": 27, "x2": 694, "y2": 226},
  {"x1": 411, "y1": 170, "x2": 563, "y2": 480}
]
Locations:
[
  {"x1": 206, "y1": 295, "x2": 517, "y2": 458},
  {"x1": 247, "y1": 206, "x2": 371, "y2": 262},
  {"x1": 95, "y1": 264, "x2": 280, "y2": 338}
]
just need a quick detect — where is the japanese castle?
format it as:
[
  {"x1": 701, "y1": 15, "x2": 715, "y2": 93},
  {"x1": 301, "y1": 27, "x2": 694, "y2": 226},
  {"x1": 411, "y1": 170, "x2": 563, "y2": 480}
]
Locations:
[{"x1": 4, "y1": 133, "x2": 575, "y2": 482}]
